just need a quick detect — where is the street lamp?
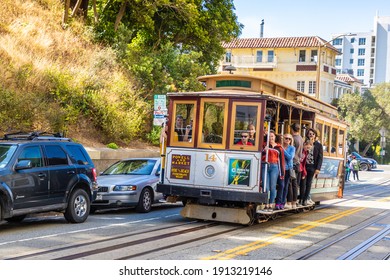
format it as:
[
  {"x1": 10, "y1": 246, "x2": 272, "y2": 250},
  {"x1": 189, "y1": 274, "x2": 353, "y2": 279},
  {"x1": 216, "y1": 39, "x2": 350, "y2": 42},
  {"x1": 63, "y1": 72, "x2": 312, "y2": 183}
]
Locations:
[{"x1": 315, "y1": 33, "x2": 356, "y2": 100}]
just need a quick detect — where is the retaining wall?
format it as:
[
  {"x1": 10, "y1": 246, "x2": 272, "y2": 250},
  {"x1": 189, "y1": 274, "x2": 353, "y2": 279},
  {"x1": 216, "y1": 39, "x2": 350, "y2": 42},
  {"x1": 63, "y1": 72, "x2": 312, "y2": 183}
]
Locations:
[{"x1": 85, "y1": 147, "x2": 160, "y2": 173}]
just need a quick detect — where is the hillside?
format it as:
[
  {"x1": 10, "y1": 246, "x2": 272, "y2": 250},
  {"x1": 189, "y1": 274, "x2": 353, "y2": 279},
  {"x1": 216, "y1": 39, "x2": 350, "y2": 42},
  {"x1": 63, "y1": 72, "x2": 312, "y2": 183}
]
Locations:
[{"x1": 0, "y1": 0, "x2": 153, "y2": 148}]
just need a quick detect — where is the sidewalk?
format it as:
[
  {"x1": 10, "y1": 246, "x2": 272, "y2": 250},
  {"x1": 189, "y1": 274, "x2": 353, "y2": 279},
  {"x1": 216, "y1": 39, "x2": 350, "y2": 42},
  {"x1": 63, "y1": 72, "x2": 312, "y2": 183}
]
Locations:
[{"x1": 345, "y1": 164, "x2": 389, "y2": 185}]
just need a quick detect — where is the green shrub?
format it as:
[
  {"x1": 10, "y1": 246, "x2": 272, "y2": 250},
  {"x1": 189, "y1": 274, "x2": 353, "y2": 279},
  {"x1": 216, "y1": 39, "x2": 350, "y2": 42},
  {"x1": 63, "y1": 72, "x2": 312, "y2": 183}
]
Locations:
[
  {"x1": 106, "y1": 142, "x2": 119, "y2": 149},
  {"x1": 146, "y1": 125, "x2": 162, "y2": 146}
]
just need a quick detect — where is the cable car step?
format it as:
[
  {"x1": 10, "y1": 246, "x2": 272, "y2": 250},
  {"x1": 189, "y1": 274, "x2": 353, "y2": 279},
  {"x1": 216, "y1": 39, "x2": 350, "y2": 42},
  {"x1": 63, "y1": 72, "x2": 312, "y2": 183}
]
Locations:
[{"x1": 256, "y1": 204, "x2": 315, "y2": 215}]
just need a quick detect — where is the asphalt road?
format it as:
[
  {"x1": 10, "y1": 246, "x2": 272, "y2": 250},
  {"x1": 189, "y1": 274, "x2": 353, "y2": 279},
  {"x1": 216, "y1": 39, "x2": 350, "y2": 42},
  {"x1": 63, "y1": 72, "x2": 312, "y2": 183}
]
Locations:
[{"x1": 0, "y1": 166, "x2": 389, "y2": 261}]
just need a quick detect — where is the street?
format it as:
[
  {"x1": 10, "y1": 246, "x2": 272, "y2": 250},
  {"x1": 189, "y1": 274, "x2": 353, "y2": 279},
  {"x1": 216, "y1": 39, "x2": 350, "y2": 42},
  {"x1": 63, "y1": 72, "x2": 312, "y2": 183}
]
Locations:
[{"x1": 0, "y1": 166, "x2": 389, "y2": 260}]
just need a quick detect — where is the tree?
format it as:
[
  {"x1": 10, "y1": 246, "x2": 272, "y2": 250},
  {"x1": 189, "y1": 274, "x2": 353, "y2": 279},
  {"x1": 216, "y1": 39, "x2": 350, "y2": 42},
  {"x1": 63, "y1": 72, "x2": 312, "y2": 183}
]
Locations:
[
  {"x1": 338, "y1": 85, "x2": 390, "y2": 155},
  {"x1": 92, "y1": 0, "x2": 242, "y2": 45},
  {"x1": 370, "y1": 83, "x2": 390, "y2": 126},
  {"x1": 91, "y1": 0, "x2": 242, "y2": 92},
  {"x1": 62, "y1": 0, "x2": 90, "y2": 25}
]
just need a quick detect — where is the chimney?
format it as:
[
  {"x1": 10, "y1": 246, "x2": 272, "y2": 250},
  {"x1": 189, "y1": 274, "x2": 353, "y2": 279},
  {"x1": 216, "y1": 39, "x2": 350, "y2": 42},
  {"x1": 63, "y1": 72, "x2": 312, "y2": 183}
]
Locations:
[{"x1": 260, "y1": 19, "x2": 264, "y2": 38}]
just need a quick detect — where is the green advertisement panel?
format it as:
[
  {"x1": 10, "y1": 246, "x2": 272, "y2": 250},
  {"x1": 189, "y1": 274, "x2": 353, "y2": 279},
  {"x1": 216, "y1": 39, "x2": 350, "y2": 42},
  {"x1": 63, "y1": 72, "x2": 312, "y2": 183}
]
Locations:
[{"x1": 228, "y1": 159, "x2": 251, "y2": 186}]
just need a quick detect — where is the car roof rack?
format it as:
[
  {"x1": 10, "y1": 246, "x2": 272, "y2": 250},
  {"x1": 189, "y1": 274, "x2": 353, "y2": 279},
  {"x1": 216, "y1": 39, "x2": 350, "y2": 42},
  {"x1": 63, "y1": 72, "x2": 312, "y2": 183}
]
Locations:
[{"x1": 2, "y1": 131, "x2": 72, "y2": 142}]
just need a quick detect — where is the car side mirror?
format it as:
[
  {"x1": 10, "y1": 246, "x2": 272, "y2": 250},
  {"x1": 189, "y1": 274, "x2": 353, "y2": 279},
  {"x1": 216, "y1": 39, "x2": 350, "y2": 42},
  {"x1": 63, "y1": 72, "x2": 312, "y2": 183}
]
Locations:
[{"x1": 15, "y1": 160, "x2": 32, "y2": 170}]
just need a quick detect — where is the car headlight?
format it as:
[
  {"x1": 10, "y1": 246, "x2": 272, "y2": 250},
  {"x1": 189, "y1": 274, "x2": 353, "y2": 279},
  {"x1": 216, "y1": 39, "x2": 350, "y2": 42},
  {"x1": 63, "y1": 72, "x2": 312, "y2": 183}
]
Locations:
[{"x1": 113, "y1": 185, "x2": 137, "y2": 191}]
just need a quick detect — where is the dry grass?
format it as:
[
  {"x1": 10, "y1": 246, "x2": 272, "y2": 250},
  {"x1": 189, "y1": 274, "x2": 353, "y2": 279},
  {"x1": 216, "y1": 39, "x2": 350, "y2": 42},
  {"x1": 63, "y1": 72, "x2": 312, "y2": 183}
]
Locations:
[
  {"x1": 0, "y1": 0, "x2": 112, "y2": 91},
  {"x1": 0, "y1": 0, "x2": 151, "y2": 147}
]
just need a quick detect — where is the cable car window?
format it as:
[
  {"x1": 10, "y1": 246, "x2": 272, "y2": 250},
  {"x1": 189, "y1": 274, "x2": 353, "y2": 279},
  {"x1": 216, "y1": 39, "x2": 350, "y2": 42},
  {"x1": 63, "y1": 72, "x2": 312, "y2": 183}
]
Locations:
[
  {"x1": 338, "y1": 129, "x2": 345, "y2": 156},
  {"x1": 315, "y1": 122, "x2": 323, "y2": 143},
  {"x1": 198, "y1": 99, "x2": 228, "y2": 149},
  {"x1": 331, "y1": 127, "x2": 337, "y2": 155},
  {"x1": 323, "y1": 124, "x2": 330, "y2": 153},
  {"x1": 230, "y1": 102, "x2": 261, "y2": 151},
  {"x1": 170, "y1": 100, "x2": 196, "y2": 147}
]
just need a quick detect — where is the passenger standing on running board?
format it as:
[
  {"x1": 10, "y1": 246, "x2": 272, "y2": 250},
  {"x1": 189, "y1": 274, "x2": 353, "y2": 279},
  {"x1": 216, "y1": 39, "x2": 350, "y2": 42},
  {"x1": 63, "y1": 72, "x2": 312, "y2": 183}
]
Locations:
[
  {"x1": 301, "y1": 128, "x2": 323, "y2": 206},
  {"x1": 279, "y1": 133, "x2": 295, "y2": 210},
  {"x1": 261, "y1": 131, "x2": 285, "y2": 211},
  {"x1": 290, "y1": 123, "x2": 304, "y2": 208},
  {"x1": 299, "y1": 139, "x2": 312, "y2": 206}
]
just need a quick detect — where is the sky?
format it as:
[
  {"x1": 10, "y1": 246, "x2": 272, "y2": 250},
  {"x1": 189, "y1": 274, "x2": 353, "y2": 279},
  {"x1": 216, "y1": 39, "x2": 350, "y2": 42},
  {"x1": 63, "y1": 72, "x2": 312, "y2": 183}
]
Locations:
[{"x1": 233, "y1": 0, "x2": 390, "y2": 40}]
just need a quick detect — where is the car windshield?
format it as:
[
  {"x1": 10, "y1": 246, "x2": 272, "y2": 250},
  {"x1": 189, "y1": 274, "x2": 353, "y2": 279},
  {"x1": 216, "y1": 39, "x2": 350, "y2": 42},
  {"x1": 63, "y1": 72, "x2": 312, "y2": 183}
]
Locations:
[
  {"x1": 102, "y1": 159, "x2": 157, "y2": 175},
  {"x1": 0, "y1": 144, "x2": 17, "y2": 168}
]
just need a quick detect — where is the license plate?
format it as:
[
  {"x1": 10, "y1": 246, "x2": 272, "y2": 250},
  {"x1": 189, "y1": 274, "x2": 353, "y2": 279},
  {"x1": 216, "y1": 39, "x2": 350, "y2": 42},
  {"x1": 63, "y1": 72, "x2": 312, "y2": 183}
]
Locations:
[{"x1": 96, "y1": 194, "x2": 103, "y2": 200}]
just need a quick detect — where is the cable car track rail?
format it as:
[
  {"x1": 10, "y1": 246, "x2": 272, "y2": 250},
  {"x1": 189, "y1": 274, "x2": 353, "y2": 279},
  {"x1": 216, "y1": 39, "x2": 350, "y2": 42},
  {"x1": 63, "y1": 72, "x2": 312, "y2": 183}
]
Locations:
[
  {"x1": 297, "y1": 210, "x2": 390, "y2": 260},
  {"x1": 5, "y1": 221, "x2": 245, "y2": 260}
]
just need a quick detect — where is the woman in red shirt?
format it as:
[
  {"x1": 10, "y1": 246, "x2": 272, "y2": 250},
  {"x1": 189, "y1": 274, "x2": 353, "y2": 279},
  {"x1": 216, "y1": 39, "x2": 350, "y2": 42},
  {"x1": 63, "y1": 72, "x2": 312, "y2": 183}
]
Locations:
[{"x1": 261, "y1": 131, "x2": 285, "y2": 210}]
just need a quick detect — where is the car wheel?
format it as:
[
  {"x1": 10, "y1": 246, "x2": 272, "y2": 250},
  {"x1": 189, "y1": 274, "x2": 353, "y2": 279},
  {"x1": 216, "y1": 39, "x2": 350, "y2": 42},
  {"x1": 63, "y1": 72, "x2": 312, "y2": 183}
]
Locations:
[
  {"x1": 136, "y1": 188, "x2": 152, "y2": 213},
  {"x1": 64, "y1": 188, "x2": 90, "y2": 223},
  {"x1": 360, "y1": 163, "x2": 369, "y2": 171},
  {"x1": 5, "y1": 215, "x2": 27, "y2": 223}
]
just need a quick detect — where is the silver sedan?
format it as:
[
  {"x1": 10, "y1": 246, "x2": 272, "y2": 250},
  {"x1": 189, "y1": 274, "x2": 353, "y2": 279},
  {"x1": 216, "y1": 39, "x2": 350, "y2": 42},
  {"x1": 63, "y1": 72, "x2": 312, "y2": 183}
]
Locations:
[{"x1": 91, "y1": 158, "x2": 163, "y2": 213}]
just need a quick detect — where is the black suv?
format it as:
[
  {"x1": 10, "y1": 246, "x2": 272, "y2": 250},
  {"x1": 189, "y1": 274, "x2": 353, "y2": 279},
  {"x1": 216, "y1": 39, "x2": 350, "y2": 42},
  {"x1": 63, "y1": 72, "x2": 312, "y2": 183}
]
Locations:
[{"x1": 0, "y1": 132, "x2": 98, "y2": 224}]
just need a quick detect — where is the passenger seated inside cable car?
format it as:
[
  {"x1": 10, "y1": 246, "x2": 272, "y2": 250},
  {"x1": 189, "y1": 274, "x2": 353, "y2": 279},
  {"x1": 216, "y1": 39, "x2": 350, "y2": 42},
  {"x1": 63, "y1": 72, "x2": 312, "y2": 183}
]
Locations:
[
  {"x1": 236, "y1": 131, "x2": 253, "y2": 146},
  {"x1": 247, "y1": 124, "x2": 256, "y2": 145}
]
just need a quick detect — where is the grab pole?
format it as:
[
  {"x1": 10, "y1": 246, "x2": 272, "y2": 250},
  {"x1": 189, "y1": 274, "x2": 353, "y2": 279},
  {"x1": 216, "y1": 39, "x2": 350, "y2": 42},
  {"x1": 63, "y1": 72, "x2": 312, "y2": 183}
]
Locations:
[{"x1": 263, "y1": 117, "x2": 272, "y2": 193}]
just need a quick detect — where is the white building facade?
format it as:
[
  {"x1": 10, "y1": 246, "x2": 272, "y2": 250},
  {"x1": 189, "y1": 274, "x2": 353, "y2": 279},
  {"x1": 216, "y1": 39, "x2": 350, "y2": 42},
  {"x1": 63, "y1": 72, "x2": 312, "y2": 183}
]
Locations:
[
  {"x1": 333, "y1": 15, "x2": 390, "y2": 88},
  {"x1": 374, "y1": 16, "x2": 390, "y2": 85}
]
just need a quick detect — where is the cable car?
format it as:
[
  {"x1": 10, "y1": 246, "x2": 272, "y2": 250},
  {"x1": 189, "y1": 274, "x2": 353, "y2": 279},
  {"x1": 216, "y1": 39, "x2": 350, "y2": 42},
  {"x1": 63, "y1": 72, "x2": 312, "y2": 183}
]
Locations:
[{"x1": 157, "y1": 73, "x2": 347, "y2": 225}]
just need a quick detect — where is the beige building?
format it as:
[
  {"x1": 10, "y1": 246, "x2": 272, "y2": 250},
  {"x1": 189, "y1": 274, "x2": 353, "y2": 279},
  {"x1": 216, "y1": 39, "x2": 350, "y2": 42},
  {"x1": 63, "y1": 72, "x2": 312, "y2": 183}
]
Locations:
[{"x1": 220, "y1": 36, "x2": 340, "y2": 103}]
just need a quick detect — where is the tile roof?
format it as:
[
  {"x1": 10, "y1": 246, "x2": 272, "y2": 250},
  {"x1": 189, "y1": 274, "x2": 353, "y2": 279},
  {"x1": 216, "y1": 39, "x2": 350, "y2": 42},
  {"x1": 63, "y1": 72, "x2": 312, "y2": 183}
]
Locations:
[
  {"x1": 222, "y1": 36, "x2": 339, "y2": 52},
  {"x1": 336, "y1": 74, "x2": 364, "y2": 84}
]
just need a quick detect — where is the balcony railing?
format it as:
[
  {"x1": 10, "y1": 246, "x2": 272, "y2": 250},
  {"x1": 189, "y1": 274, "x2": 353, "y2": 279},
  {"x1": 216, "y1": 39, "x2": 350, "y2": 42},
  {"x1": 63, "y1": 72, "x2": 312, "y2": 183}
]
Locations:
[{"x1": 223, "y1": 55, "x2": 278, "y2": 69}]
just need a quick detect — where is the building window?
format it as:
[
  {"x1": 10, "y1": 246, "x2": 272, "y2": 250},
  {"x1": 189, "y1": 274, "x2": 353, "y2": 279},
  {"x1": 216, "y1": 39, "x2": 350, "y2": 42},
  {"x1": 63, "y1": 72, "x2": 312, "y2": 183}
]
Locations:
[
  {"x1": 309, "y1": 81, "x2": 316, "y2": 95},
  {"x1": 256, "y1": 50, "x2": 263, "y2": 63},
  {"x1": 299, "y1": 50, "x2": 306, "y2": 62},
  {"x1": 351, "y1": 38, "x2": 355, "y2": 43},
  {"x1": 267, "y1": 50, "x2": 274, "y2": 62},
  {"x1": 350, "y1": 48, "x2": 354, "y2": 54},
  {"x1": 297, "y1": 81, "x2": 305, "y2": 92},
  {"x1": 225, "y1": 52, "x2": 231, "y2": 63},
  {"x1": 358, "y1": 38, "x2": 366, "y2": 45},
  {"x1": 333, "y1": 38, "x2": 343, "y2": 45},
  {"x1": 358, "y1": 48, "x2": 365, "y2": 56},
  {"x1": 358, "y1": 59, "x2": 365, "y2": 66},
  {"x1": 350, "y1": 59, "x2": 354, "y2": 64},
  {"x1": 310, "y1": 50, "x2": 318, "y2": 62},
  {"x1": 335, "y1": 59, "x2": 341, "y2": 66},
  {"x1": 357, "y1": 69, "x2": 364, "y2": 76}
]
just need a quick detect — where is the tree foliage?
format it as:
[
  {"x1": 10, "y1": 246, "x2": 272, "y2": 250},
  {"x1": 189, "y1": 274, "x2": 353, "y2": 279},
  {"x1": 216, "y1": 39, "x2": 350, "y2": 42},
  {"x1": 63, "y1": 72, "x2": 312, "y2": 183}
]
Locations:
[
  {"x1": 89, "y1": 0, "x2": 242, "y2": 95},
  {"x1": 338, "y1": 83, "x2": 390, "y2": 155}
]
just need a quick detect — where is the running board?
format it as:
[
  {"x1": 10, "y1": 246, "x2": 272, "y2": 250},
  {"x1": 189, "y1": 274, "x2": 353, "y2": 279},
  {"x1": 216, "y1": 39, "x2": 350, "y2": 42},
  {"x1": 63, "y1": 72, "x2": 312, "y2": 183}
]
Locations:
[
  {"x1": 180, "y1": 204, "x2": 252, "y2": 225},
  {"x1": 256, "y1": 204, "x2": 315, "y2": 215}
]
